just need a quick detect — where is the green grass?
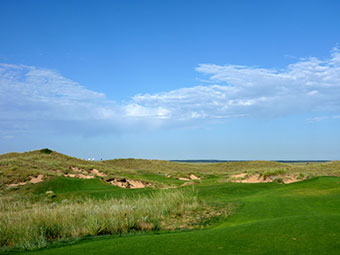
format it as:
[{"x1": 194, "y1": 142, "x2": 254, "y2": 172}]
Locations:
[
  {"x1": 30, "y1": 177, "x2": 152, "y2": 200},
  {"x1": 0, "y1": 189, "x2": 207, "y2": 250},
  {"x1": 6, "y1": 177, "x2": 339, "y2": 255},
  {"x1": 1, "y1": 150, "x2": 340, "y2": 254}
]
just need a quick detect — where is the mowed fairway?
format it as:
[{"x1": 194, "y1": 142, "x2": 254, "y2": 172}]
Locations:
[{"x1": 18, "y1": 177, "x2": 340, "y2": 255}]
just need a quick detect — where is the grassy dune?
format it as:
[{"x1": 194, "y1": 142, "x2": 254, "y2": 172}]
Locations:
[
  {"x1": 0, "y1": 150, "x2": 340, "y2": 254},
  {"x1": 1, "y1": 149, "x2": 340, "y2": 188}
]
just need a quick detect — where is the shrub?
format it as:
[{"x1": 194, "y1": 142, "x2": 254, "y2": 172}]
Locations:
[{"x1": 39, "y1": 148, "x2": 52, "y2": 154}]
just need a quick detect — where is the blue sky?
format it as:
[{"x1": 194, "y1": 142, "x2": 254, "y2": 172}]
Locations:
[{"x1": 1, "y1": 0, "x2": 340, "y2": 160}]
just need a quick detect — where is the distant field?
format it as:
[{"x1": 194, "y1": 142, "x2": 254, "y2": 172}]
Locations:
[{"x1": 0, "y1": 149, "x2": 339, "y2": 254}]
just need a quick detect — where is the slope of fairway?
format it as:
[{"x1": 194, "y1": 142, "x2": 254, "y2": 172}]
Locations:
[
  {"x1": 30, "y1": 176, "x2": 152, "y2": 200},
  {"x1": 15, "y1": 177, "x2": 340, "y2": 255}
]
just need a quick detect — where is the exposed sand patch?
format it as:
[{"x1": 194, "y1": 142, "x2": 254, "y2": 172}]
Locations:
[
  {"x1": 181, "y1": 181, "x2": 195, "y2": 187},
  {"x1": 29, "y1": 174, "x2": 44, "y2": 184},
  {"x1": 77, "y1": 174, "x2": 95, "y2": 179},
  {"x1": 6, "y1": 174, "x2": 45, "y2": 187},
  {"x1": 178, "y1": 174, "x2": 200, "y2": 181},
  {"x1": 6, "y1": 182, "x2": 27, "y2": 187},
  {"x1": 90, "y1": 169, "x2": 107, "y2": 177},
  {"x1": 64, "y1": 173, "x2": 95, "y2": 179},
  {"x1": 179, "y1": 177, "x2": 190, "y2": 181},
  {"x1": 64, "y1": 167, "x2": 106, "y2": 179},
  {"x1": 70, "y1": 166, "x2": 88, "y2": 174},
  {"x1": 65, "y1": 173, "x2": 76, "y2": 178},
  {"x1": 106, "y1": 178, "x2": 152, "y2": 189},
  {"x1": 230, "y1": 173, "x2": 305, "y2": 184},
  {"x1": 189, "y1": 174, "x2": 200, "y2": 180}
]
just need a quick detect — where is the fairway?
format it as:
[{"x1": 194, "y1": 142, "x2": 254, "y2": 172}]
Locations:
[{"x1": 13, "y1": 177, "x2": 340, "y2": 255}]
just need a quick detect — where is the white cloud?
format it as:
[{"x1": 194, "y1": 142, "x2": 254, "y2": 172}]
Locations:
[
  {"x1": 132, "y1": 48, "x2": 340, "y2": 121},
  {"x1": 1, "y1": 48, "x2": 340, "y2": 136},
  {"x1": 0, "y1": 64, "x2": 121, "y2": 136}
]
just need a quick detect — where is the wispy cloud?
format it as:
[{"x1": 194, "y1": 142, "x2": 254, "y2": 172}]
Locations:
[
  {"x1": 306, "y1": 115, "x2": 340, "y2": 123},
  {"x1": 0, "y1": 64, "x2": 121, "y2": 136},
  {"x1": 1, "y1": 48, "x2": 340, "y2": 136}
]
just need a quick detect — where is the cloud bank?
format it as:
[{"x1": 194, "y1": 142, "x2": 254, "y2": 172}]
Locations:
[{"x1": 1, "y1": 48, "x2": 340, "y2": 136}]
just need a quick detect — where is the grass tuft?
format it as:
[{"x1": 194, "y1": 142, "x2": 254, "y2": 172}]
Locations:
[{"x1": 0, "y1": 189, "x2": 224, "y2": 250}]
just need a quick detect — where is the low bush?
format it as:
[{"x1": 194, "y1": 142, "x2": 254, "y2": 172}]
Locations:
[{"x1": 39, "y1": 148, "x2": 53, "y2": 154}]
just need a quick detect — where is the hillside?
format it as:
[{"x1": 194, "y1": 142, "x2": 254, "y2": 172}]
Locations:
[{"x1": 1, "y1": 149, "x2": 340, "y2": 190}]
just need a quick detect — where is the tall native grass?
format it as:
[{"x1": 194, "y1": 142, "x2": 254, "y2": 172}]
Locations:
[{"x1": 0, "y1": 189, "x2": 200, "y2": 249}]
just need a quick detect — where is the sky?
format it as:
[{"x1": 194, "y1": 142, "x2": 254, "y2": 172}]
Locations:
[{"x1": 1, "y1": 0, "x2": 340, "y2": 160}]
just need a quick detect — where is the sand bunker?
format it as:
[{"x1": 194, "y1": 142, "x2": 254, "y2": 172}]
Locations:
[
  {"x1": 230, "y1": 173, "x2": 304, "y2": 184},
  {"x1": 70, "y1": 166, "x2": 88, "y2": 174},
  {"x1": 178, "y1": 174, "x2": 200, "y2": 181},
  {"x1": 90, "y1": 169, "x2": 107, "y2": 177},
  {"x1": 64, "y1": 167, "x2": 107, "y2": 179},
  {"x1": 6, "y1": 182, "x2": 27, "y2": 187},
  {"x1": 7, "y1": 174, "x2": 45, "y2": 187},
  {"x1": 106, "y1": 178, "x2": 152, "y2": 189},
  {"x1": 189, "y1": 174, "x2": 200, "y2": 180},
  {"x1": 179, "y1": 177, "x2": 190, "y2": 181},
  {"x1": 29, "y1": 174, "x2": 44, "y2": 184},
  {"x1": 64, "y1": 173, "x2": 95, "y2": 179}
]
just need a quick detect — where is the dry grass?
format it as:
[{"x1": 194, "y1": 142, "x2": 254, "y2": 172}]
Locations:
[{"x1": 0, "y1": 189, "x2": 212, "y2": 249}]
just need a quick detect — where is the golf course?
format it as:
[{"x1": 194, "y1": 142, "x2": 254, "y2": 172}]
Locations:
[
  {"x1": 1, "y1": 149, "x2": 340, "y2": 255},
  {"x1": 2, "y1": 1, "x2": 340, "y2": 254}
]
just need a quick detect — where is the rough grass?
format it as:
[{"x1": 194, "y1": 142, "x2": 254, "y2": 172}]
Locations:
[
  {"x1": 261, "y1": 169, "x2": 286, "y2": 179},
  {"x1": 0, "y1": 189, "x2": 206, "y2": 250}
]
